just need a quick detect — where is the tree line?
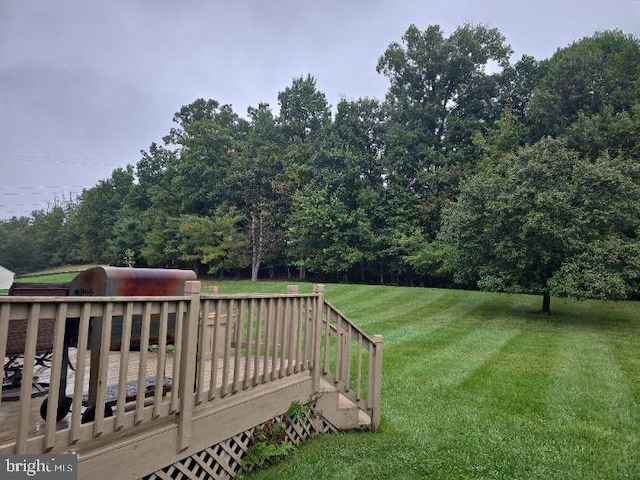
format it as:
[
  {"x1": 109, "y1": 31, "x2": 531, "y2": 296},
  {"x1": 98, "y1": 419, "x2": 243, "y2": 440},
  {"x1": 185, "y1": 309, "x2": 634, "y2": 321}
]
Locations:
[{"x1": 2, "y1": 24, "x2": 639, "y2": 310}]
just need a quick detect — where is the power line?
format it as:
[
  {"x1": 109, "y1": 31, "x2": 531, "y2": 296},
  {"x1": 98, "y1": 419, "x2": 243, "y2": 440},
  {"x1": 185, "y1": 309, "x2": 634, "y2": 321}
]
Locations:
[
  {"x1": 0, "y1": 188, "x2": 81, "y2": 218},
  {"x1": 0, "y1": 186, "x2": 85, "y2": 195},
  {"x1": 2, "y1": 155, "x2": 121, "y2": 166},
  {"x1": 0, "y1": 185, "x2": 86, "y2": 189}
]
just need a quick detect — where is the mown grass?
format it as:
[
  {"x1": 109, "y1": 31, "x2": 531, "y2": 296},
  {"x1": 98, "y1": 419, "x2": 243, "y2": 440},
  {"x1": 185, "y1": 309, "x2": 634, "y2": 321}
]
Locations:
[
  {"x1": 2, "y1": 265, "x2": 97, "y2": 293},
  {"x1": 203, "y1": 281, "x2": 640, "y2": 480},
  {"x1": 13, "y1": 272, "x2": 80, "y2": 283},
  {"x1": 3, "y1": 274, "x2": 639, "y2": 477},
  {"x1": 1, "y1": 272, "x2": 78, "y2": 294}
]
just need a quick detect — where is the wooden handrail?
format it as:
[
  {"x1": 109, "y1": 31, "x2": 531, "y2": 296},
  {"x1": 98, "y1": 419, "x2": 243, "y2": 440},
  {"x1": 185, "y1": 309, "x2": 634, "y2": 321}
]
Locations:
[{"x1": 317, "y1": 299, "x2": 383, "y2": 429}]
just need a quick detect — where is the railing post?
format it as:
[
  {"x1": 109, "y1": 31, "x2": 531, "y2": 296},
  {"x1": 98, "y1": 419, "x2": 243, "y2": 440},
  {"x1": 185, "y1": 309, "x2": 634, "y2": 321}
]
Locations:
[
  {"x1": 177, "y1": 280, "x2": 201, "y2": 451},
  {"x1": 311, "y1": 284, "x2": 324, "y2": 393},
  {"x1": 371, "y1": 334, "x2": 383, "y2": 431}
]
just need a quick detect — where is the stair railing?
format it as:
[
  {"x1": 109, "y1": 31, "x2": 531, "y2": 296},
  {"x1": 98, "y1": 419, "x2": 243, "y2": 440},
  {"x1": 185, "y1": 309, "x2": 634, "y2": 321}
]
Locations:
[{"x1": 311, "y1": 285, "x2": 383, "y2": 431}]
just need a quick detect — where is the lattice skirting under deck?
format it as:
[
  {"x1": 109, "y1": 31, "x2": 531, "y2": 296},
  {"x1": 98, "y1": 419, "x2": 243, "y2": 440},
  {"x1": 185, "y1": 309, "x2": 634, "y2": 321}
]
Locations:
[{"x1": 143, "y1": 408, "x2": 337, "y2": 480}]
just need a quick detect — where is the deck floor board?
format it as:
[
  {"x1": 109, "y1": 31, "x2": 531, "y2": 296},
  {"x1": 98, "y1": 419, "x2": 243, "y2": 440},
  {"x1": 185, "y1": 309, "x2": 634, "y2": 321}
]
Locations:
[{"x1": 0, "y1": 348, "x2": 286, "y2": 448}]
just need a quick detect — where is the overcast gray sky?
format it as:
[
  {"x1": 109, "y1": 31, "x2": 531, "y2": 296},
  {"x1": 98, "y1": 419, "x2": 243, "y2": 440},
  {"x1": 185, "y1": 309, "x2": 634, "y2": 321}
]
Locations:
[{"x1": 1, "y1": 0, "x2": 639, "y2": 220}]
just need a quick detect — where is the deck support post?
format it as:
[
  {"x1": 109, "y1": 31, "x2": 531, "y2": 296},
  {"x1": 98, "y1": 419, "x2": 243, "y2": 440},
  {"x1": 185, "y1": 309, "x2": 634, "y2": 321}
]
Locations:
[
  {"x1": 177, "y1": 280, "x2": 201, "y2": 451},
  {"x1": 371, "y1": 334, "x2": 383, "y2": 431},
  {"x1": 311, "y1": 284, "x2": 324, "y2": 395}
]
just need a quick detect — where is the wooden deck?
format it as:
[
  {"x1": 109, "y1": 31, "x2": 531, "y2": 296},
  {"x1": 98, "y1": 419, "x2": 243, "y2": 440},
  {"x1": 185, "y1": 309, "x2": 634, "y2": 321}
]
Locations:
[{"x1": 0, "y1": 283, "x2": 382, "y2": 478}]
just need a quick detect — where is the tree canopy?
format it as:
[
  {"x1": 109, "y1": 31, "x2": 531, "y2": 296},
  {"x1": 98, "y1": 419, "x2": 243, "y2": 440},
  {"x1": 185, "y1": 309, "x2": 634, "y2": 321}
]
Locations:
[
  {"x1": 439, "y1": 138, "x2": 640, "y2": 312},
  {"x1": 3, "y1": 25, "x2": 640, "y2": 314}
]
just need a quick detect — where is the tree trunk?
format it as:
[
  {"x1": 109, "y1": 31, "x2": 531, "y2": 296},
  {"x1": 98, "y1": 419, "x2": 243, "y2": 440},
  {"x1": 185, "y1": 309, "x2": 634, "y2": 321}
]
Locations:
[
  {"x1": 542, "y1": 291, "x2": 551, "y2": 314},
  {"x1": 250, "y1": 210, "x2": 262, "y2": 282}
]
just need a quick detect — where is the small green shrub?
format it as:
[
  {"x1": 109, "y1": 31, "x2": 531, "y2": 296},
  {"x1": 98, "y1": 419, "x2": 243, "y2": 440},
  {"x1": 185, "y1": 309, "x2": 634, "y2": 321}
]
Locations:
[
  {"x1": 243, "y1": 420, "x2": 294, "y2": 469},
  {"x1": 243, "y1": 398, "x2": 320, "y2": 472},
  {"x1": 285, "y1": 396, "x2": 319, "y2": 423}
]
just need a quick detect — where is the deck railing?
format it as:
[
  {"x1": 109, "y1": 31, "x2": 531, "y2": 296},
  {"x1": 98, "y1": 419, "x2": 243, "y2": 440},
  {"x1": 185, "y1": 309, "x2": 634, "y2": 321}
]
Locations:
[
  {"x1": 0, "y1": 282, "x2": 382, "y2": 456},
  {"x1": 319, "y1": 299, "x2": 383, "y2": 428}
]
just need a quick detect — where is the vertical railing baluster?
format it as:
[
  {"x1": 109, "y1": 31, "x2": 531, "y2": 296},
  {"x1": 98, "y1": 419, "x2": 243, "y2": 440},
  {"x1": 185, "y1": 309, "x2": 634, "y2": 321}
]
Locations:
[
  {"x1": 16, "y1": 303, "x2": 39, "y2": 453},
  {"x1": 251, "y1": 299, "x2": 263, "y2": 387},
  {"x1": 335, "y1": 310, "x2": 342, "y2": 385},
  {"x1": 271, "y1": 299, "x2": 281, "y2": 381},
  {"x1": 303, "y1": 298, "x2": 311, "y2": 370},
  {"x1": 283, "y1": 297, "x2": 292, "y2": 376},
  {"x1": 232, "y1": 299, "x2": 245, "y2": 393},
  {"x1": 221, "y1": 299, "x2": 233, "y2": 396},
  {"x1": 285, "y1": 286, "x2": 297, "y2": 376},
  {"x1": 0, "y1": 303, "x2": 10, "y2": 407},
  {"x1": 244, "y1": 298, "x2": 255, "y2": 389},
  {"x1": 196, "y1": 299, "x2": 210, "y2": 404},
  {"x1": 343, "y1": 324, "x2": 352, "y2": 392},
  {"x1": 208, "y1": 299, "x2": 221, "y2": 400},
  {"x1": 153, "y1": 301, "x2": 169, "y2": 418},
  {"x1": 262, "y1": 298, "x2": 273, "y2": 383},
  {"x1": 323, "y1": 304, "x2": 331, "y2": 375},
  {"x1": 115, "y1": 302, "x2": 133, "y2": 430},
  {"x1": 134, "y1": 302, "x2": 151, "y2": 425},
  {"x1": 291, "y1": 297, "x2": 299, "y2": 373},
  {"x1": 44, "y1": 303, "x2": 68, "y2": 450},
  {"x1": 296, "y1": 296, "x2": 302, "y2": 371},
  {"x1": 70, "y1": 303, "x2": 91, "y2": 443},
  {"x1": 278, "y1": 298, "x2": 287, "y2": 379},
  {"x1": 94, "y1": 302, "x2": 114, "y2": 436},
  {"x1": 355, "y1": 332, "x2": 363, "y2": 402},
  {"x1": 170, "y1": 301, "x2": 185, "y2": 414}
]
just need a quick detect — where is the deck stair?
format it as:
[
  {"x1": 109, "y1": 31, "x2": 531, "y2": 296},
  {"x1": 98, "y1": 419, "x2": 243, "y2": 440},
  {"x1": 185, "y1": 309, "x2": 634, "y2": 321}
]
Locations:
[{"x1": 317, "y1": 378, "x2": 371, "y2": 430}]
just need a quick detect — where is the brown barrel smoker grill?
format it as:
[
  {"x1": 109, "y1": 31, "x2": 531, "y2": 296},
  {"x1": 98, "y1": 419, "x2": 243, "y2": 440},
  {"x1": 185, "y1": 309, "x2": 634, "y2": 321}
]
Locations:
[
  {"x1": 7, "y1": 266, "x2": 197, "y2": 422},
  {"x1": 69, "y1": 266, "x2": 196, "y2": 297},
  {"x1": 69, "y1": 266, "x2": 197, "y2": 349}
]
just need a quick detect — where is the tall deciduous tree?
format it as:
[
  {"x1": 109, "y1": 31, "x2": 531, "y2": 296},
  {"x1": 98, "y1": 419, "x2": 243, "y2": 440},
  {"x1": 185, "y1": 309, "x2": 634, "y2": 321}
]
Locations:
[
  {"x1": 135, "y1": 142, "x2": 182, "y2": 216},
  {"x1": 74, "y1": 166, "x2": 136, "y2": 263},
  {"x1": 31, "y1": 205, "x2": 74, "y2": 267},
  {"x1": 164, "y1": 99, "x2": 247, "y2": 215},
  {"x1": 278, "y1": 75, "x2": 331, "y2": 190},
  {"x1": 278, "y1": 74, "x2": 331, "y2": 142},
  {"x1": 496, "y1": 54, "x2": 545, "y2": 120},
  {"x1": 277, "y1": 75, "x2": 332, "y2": 278},
  {"x1": 226, "y1": 103, "x2": 287, "y2": 280},
  {"x1": 440, "y1": 137, "x2": 640, "y2": 313},
  {"x1": 332, "y1": 98, "x2": 389, "y2": 281},
  {"x1": 377, "y1": 23, "x2": 512, "y2": 246}
]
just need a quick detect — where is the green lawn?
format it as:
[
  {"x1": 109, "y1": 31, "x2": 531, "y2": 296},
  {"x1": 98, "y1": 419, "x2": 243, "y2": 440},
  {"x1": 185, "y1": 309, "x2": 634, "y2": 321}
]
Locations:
[
  {"x1": 205, "y1": 281, "x2": 640, "y2": 480},
  {"x1": 1, "y1": 272, "x2": 78, "y2": 295},
  {"x1": 13, "y1": 272, "x2": 80, "y2": 283},
  {"x1": 2, "y1": 266, "x2": 95, "y2": 293}
]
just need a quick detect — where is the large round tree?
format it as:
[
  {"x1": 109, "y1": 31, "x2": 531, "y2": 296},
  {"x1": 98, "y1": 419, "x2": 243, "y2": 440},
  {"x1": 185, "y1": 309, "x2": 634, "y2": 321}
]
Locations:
[{"x1": 439, "y1": 137, "x2": 640, "y2": 313}]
